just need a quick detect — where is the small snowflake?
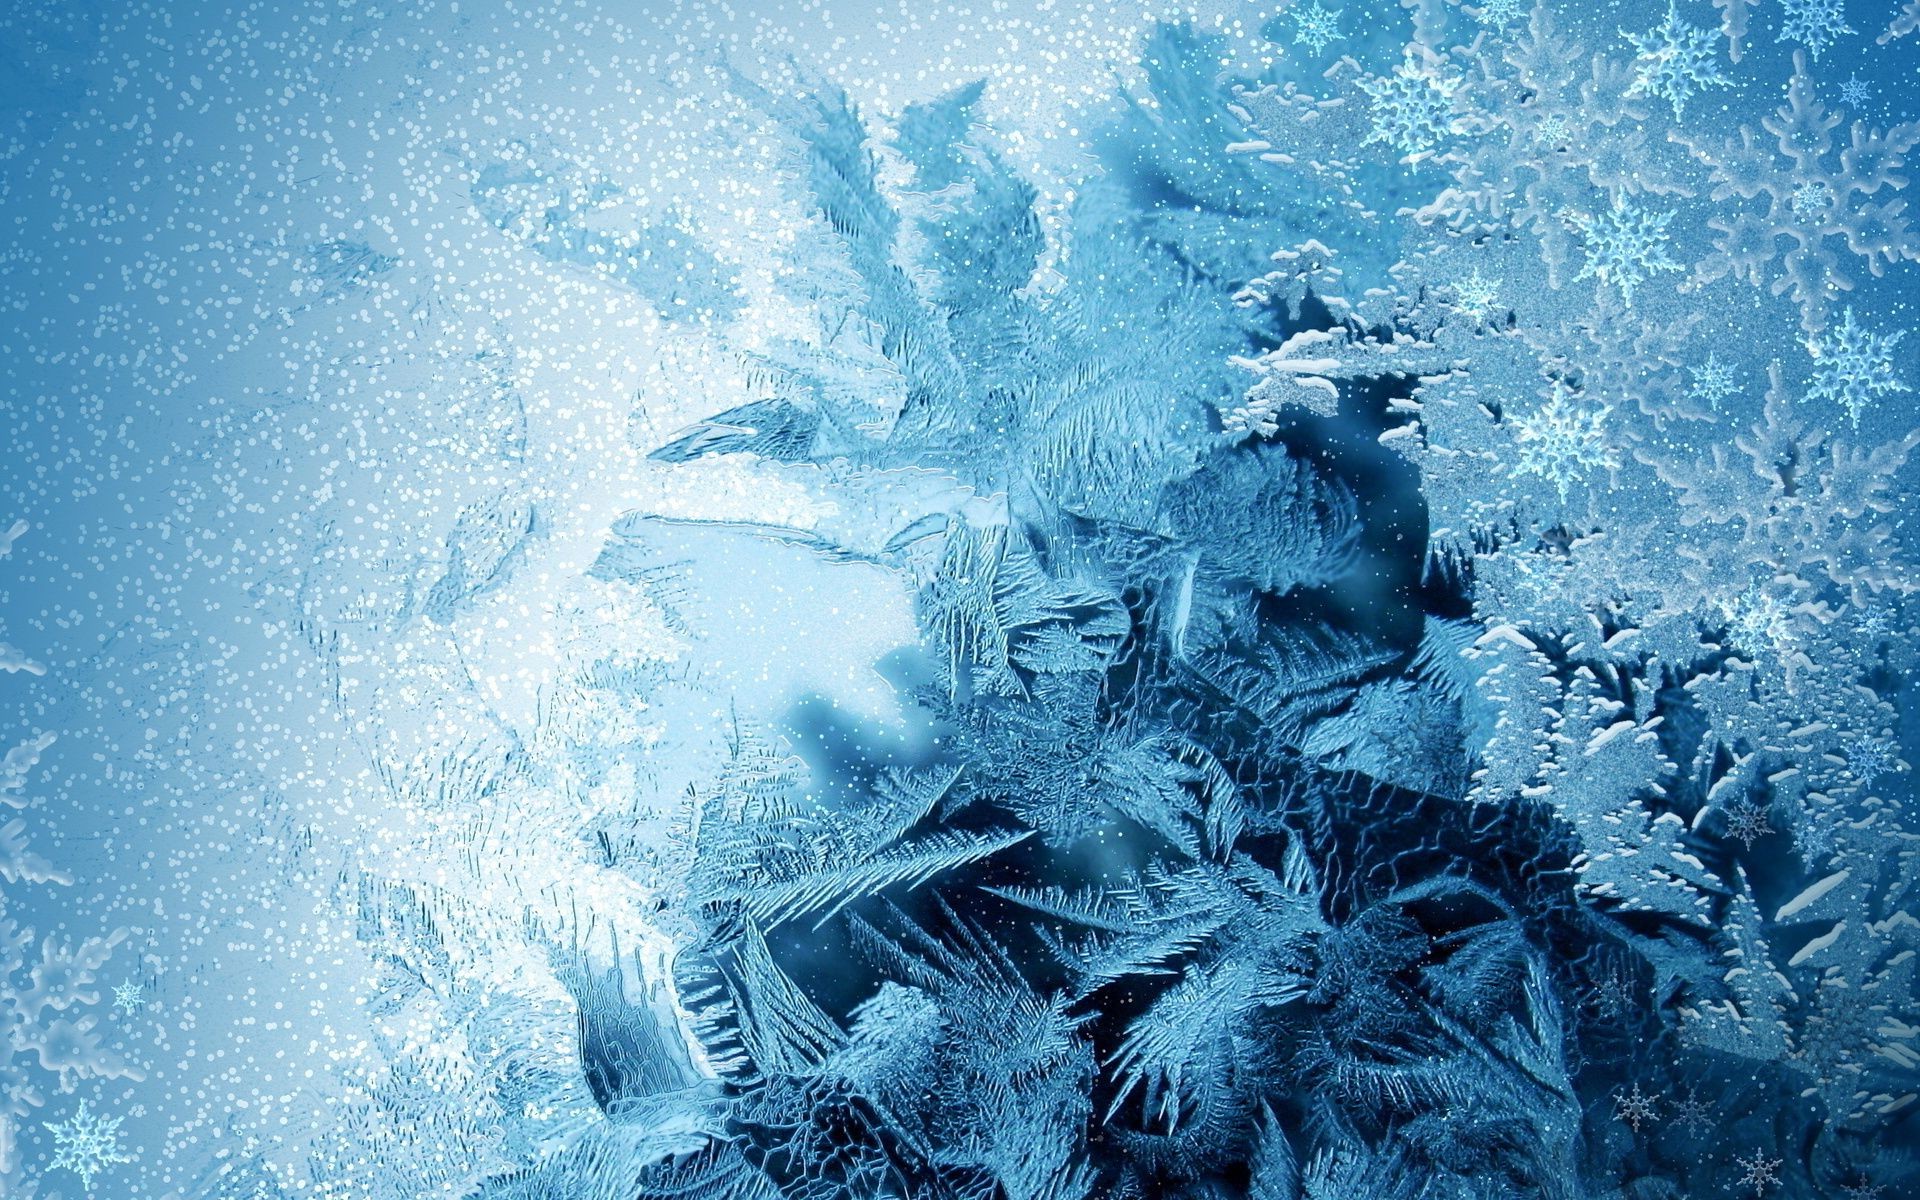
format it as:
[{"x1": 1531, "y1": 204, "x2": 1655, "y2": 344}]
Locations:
[
  {"x1": 1846, "y1": 736, "x2": 1899, "y2": 788},
  {"x1": 1289, "y1": 1, "x2": 1342, "y2": 55},
  {"x1": 1723, "y1": 587, "x2": 1795, "y2": 656},
  {"x1": 46, "y1": 1100, "x2": 136, "y2": 1191},
  {"x1": 1690, "y1": 352, "x2": 1740, "y2": 409},
  {"x1": 1588, "y1": 965, "x2": 1640, "y2": 1019},
  {"x1": 1795, "y1": 805, "x2": 1841, "y2": 861},
  {"x1": 1622, "y1": 2, "x2": 1732, "y2": 119},
  {"x1": 1474, "y1": 0, "x2": 1528, "y2": 24},
  {"x1": 1451, "y1": 270, "x2": 1504, "y2": 320},
  {"x1": 111, "y1": 978, "x2": 145, "y2": 1015},
  {"x1": 1805, "y1": 307, "x2": 1910, "y2": 428},
  {"x1": 1778, "y1": 0, "x2": 1856, "y2": 60},
  {"x1": 1671, "y1": 1090, "x2": 1716, "y2": 1136},
  {"x1": 1721, "y1": 798, "x2": 1773, "y2": 850},
  {"x1": 1357, "y1": 49, "x2": 1462, "y2": 160},
  {"x1": 1790, "y1": 178, "x2": 1832, "y2": 221},
  {"x1": 1837, "y1": 75, "x2": 1871, "y2": 106},
  {"x1": 1567, "y1": 200, "x2": 1683, "y2": 303},
  {"x1": 1839, "y1": 1180, "x2": 1885, "y2": 1200},
  {"x1": 1534, "y1": 112, "x2": 1573, "y2": 148},
  {"x1": 1510, "y1": 383, "x2": 1619, "y2": 500},
  {"x1": 1612, "y1": 1083, "x2": 1661, "y2": 1132},
  {"x1": 1733, "y1": 1148, "x2": 1783, "y2": 1196},
  {"x1": 1856, "y1": 603, "x2": 1899, "y2": 640}
]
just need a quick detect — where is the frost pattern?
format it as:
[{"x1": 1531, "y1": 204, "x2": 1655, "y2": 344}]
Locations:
[{"x1": 5, "y1": 3, "x2": 1920, "y2": 1200}]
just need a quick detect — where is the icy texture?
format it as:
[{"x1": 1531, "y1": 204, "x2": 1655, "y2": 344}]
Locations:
[{"x1": 2, "y1": 2, "x2": 1917, "y2": 1199}]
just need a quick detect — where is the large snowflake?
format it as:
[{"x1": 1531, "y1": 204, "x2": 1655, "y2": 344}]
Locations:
[
  {"x1": 1566, "y1": 200, "x2": 1682, "y2": 303},
  {"x1": 45, "y1": 1100, "x2": 134, "y2": 1191},
  {"x1": 1622, "y1": 2, "x2": 1731, "y2": 118},
  {"x1": 1676, "y1": 62, "x2": 1920, "y2": 335},
  {"x1": 1778, "y1": 0, "x2": 1856, "y2": 59},
  {"x1": 1805, "y1": 307, "x2": 1910, "y2": 427}
]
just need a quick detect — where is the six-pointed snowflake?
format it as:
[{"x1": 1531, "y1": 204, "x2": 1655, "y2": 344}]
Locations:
[
  {"x1": 1805, "y1": 307, "x2": 1910, "y2": 428},
  {"x1": 1567, "y1": 200, "x2": 1683, "y2": 303},
  {"x1": 1733, "y1": 1148, "x2": 1782, "y2": 1196},
  {"x1": 111, "y1": 978, "x2": 145, "y2": 1015},
  {"x1": 46, "y1": 1100, "x2": 135, "y2": 1191},
  {"x1": 1778, "y1": 0, "x2": 1856, "y2": 59},
  {"x1": 1452, "y1": 270, "x2": 1504, "y2": 321},
  {"x1": 1612, "y1": 1083, "x2": 1660, "y2": 1132},
  {"x1": 1690, "y1": 352, "x2": 1740, "y2": 410},
  {"x1": 1474, "y1": 0, "x2": 1528, "y2": 25},
  {"x1": 1289, "y1": 1, "x2": 1342, "y2": 55},
  {"x1": 1511, "y1": 383, "x2": 1620, "y2": 500},
  {"x1": 1671, "y1": 1090, "x2": 1716, "y2": 1136},
  {"x1": 1357, "y1": 49, "x2": 1462, "y2": 160},
  {"x1": 1846, "y1": 736, "x2": 1899, "y2": 788},
  {"x1": 1721, "y1": 798, "x2": 1773, "y2": 849},
  {"x1": 1622, "y1": 2, "x2": 1731, "y2": 118}
]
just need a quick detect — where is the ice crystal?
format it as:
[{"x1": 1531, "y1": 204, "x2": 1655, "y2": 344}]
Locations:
[
  {"x1": 1690, "y1": 351, "x2": 1741, "y2": 409},
  {"x1": 1451, "y1": 270, "x2": 1504, "y2": 320},
  {"x1": 1846, "y1": 736, "x2": 1898, "y2": 787},
  {"x1": 1356, "y1": 49, "x2": 1462, "y2": 160},
  {"x1": 45, "y1": 1101, "x2": 134, "y2": 1191},
  {"x1": 1790, "y1": 178, "x2": 1832, "y2": 220},
  {"x1": 1724, "y1": 587, "x2": 1796, "y2": 655},
  {"x1": 110, "y1": 980, "x2": 144, "y2": 1016},
  {"x1": 1778, "y1": 0, "x2": 1856, "y2": 59},
  {"x1": 1611, "y1": 1083, "x2": 1660, "y2": 1132},
  {"x1": 1510, "y1": 383, "x2": 1620, "y2": 498},
  {"x1": 1289, "y1": 1, "x2": 1342, "y2": 55},
  {"x1": 1671, "y1": 1090, "x2": 1716, "y2": 1136},
  {"x1": 1721, "y1": 797, "x2": 1774, "y2": 849},
  {"x1": 9, "y1": 6, "x2": 1920, "y2": 1200},
  {"x1": 1622, "y1": 2, "x2": 1731, "y2": 118},
  {"x1": 1734, "y1": 1149, "x2": 1783, "y2": 1196},
  {"x1": 1804, "y1": 307, "x2": 1910, "y2": 427},
  {"x1": 1566, "y1": 200, "x2": 1683, "y2": 303}
]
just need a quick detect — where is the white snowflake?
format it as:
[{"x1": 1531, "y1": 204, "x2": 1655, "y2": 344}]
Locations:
[
  {"x1": 1611, "y1": 1083, "x2": 1660, "y2": 1132},
  {"x1": 1451, "y1": 270, "x2": 1504, "y2": 321},
  {"x1": 1856, "y1": 603, "x2": 1899, "y2": 640},
  {"x1": 1805, "y1": 307, "x2": 1909, "y2": 428},
  {"x1": 1721, "y1": 798, "x2": 1773, "y2": 850},
  {"x1": 1789, "y1": 178, "x2": 1831, "y2": 221},
  {"x1": 1622, "y1": 2, "x2": 1732, "y2": 118},
  {"x1": 1289, "y1": 2, "x2": 1342, "y2": 55},
  {"x1": 1846, "y1": 736, "x2": 1899, "y2": 788},
  {"x1": 1837, "y1": 75, "x2": 1871, "y2": 106},
  {"x1": 46, "y1": 1100, "x2": 135, "y2": 1191},
  {"x1": 111, "y1": 978, "x2": 144, "y2": 1015},
  {"x1": 1733, "y1": 1148, "x2": 1783, "y2": 1196},
  {"x1": 1690, "y1": 352, "x2": 1740, "y2": 409},
  {"x1": 1567, "y1": 200, "x2": 1682, "y2": 303},
  {"x1": 1724, "y1": 587, "x2": 1795, "y2": 655},
  {"x1": 1473, "y1": 0, "x2": 1527, "y2": 25},
  {"x1": 1778, "y1": 0, "x2": 1856, "y2": 59},
  {"x1": 1510, "y1": 383, "x2": 1619, "y2": 500},
  {"x1": 1357, "y1": 50, "x2": 1462, "y2": 161}
]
